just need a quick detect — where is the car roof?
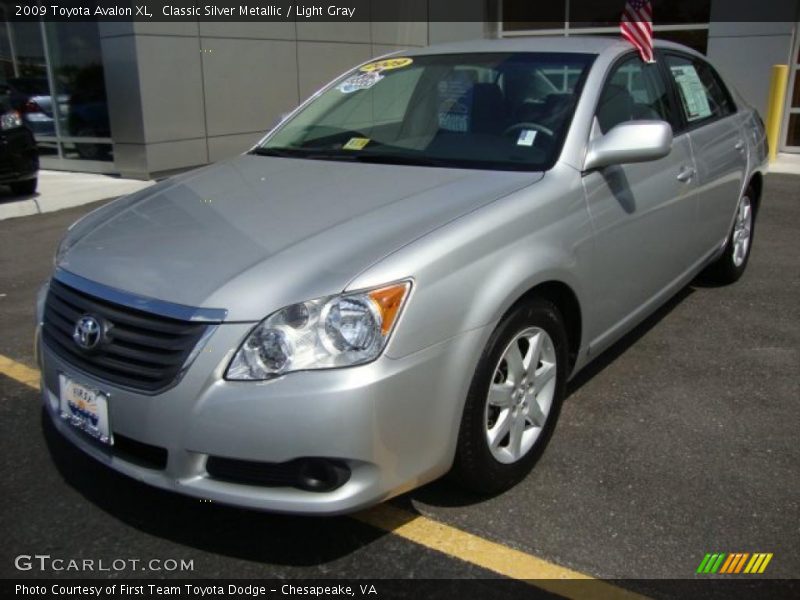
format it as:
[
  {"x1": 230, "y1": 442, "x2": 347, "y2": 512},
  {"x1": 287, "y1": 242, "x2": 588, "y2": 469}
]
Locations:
[{"x1": 399, "y1": 36, "x2": 702, "y2": 59}]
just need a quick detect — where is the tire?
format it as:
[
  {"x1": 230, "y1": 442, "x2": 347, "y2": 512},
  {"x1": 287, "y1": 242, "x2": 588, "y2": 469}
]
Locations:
[
  {"x1": 10, "y1": 178, "x2": 37, "y2": 196},
  {"x1": 702, "y1": 188, "x2": 756, "y2": 284},
  {"x1": 451, "y1": 297, "x2": 569, "y2": 495}
]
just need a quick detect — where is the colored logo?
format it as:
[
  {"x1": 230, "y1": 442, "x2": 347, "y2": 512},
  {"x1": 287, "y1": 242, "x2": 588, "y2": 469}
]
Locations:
[{"x1": 697, "y1": 553, "x2": 773, "y2": 574}]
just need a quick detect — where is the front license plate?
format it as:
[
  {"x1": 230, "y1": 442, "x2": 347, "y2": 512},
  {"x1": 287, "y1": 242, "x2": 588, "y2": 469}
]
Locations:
[{"x1": 59, "y1": 374, "x2": 113, "y2": 445}]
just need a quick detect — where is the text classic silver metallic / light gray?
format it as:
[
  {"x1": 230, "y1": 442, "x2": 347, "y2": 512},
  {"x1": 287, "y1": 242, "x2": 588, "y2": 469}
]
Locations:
[{"x1": 37, "y1": 37, "x2": 768, "y2": 514}]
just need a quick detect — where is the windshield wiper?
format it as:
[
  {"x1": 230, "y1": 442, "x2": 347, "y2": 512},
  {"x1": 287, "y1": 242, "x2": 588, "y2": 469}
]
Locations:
[
  {"x1": 250, "y1": 147, "x2": 360, "y2": 162},
  {"x1": 249, "y1": 147, "x2": 302, "y2": 158},
  {"x1": 250, "y1": 147, "x2": 451, "y2": 168}
]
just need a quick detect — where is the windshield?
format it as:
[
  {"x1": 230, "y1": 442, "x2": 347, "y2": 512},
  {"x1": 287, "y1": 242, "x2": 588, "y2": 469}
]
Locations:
[{"x1": 257, "y1": 52, "x2": 595, "y2": 171}]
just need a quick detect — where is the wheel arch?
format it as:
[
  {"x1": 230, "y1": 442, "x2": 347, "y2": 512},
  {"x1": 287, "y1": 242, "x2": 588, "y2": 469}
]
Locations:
[
  {"x1": 747, "y1": 171, "x2": 764, "y2": 216},
  {"x1": 505, "y1": 280, "x2": 583, "y2": 374}
]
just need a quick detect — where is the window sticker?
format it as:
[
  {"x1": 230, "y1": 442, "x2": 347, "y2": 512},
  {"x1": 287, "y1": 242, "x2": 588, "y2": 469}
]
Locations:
[
  {"x1": 437, "y1": 72, "x2": 474, "y2": 133},
  {"x1": 669, "y1": 65, "x2": 713, "y2": 122},
  {"x1": 516, "y1": 129, "x2": 538, "y2": 147},
  {"x1": 342, "y1": 137, "x2": 370, "y2": 150},
  {"x1": 337, "y1": 71, "x2": 384, "y2": 94},
  {"x1": 359, "y1": 57, "x2": 413, "y2": 73}
]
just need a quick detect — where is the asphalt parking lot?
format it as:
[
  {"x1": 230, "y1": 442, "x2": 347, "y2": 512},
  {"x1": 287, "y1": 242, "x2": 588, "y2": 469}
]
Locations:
[{"x1": 0, "y1": 175, "x2": 798, "y2": 594}]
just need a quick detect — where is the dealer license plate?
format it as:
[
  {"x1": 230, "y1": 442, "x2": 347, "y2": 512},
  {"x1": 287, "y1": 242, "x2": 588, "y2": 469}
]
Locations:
[{"x1": 59, "y1": 374, "x2": 113, "y2": 445}]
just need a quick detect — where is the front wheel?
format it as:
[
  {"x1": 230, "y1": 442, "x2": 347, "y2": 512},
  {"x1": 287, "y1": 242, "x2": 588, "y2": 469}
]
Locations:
[
  {"x1": 10, "y1": 178, "x2": 37, "y2": 196},
  {"x1": 702, "y1": 189, "x2": 755, "y2": 284},
  {"x1": 451, "y1": 297, "x2": 568, "y2": 494}
]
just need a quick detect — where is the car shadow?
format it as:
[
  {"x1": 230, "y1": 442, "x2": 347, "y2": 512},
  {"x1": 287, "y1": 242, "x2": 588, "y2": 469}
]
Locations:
[
  {"x1": 403, "y1": 283, "x2": 697, "y2": 509},
  {"x1": 41, "y1": 410, "x2": 388, "y2": 567}
]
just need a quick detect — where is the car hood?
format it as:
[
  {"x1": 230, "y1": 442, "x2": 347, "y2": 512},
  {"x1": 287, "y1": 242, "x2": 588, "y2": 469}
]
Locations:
[{"x1": 59, "y1": 156, "x2": 541, "y2": 321}]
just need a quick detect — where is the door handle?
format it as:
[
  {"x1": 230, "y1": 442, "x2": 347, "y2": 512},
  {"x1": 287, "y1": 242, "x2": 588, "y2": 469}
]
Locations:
[
  {"x1": 734, "y1": 139, "x2": 745, "y2": 152},
  {"x1": 676, "y1": 166, "x2": 695, "y2": 183}
]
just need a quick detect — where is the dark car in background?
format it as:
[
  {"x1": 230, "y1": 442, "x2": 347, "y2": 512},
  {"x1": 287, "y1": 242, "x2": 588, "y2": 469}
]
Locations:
[{"x1": 0, "y1": 94, "x2": 39, "y2": 195}]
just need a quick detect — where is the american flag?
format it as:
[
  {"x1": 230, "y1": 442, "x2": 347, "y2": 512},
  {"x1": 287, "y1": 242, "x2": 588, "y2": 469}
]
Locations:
[{"x1": 620, "y1": 0, "x2": 655, "y2": 63}]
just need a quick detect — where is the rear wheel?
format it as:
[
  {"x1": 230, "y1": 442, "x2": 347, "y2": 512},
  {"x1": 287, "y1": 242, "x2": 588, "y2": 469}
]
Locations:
[
  {"x1": 451, "y1": 297, "x2": 568, "y2": 494},
  {"x1": 10, "y1": 178, "x2": 37, "y2": 196},
  {"x1": 703, "y1": 188, "x2": 755, "y2": 284}
]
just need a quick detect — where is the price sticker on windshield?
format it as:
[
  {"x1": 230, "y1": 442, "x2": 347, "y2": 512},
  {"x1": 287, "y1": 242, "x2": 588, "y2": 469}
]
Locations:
[
  {"x1": 517, "y1": 129, "x2": 538, "y2": 147},
  {"x1": 337, "y1": 71, "x2": 384, "y2": 93},
  {"x1": 343, "y1": 137, "x2": 370, "y2": 150}
]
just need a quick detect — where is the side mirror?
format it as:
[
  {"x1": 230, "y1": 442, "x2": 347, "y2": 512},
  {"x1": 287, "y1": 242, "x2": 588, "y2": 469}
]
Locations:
[{"x1": 584, "y1": 120, "x2": 673, "y2": 171}]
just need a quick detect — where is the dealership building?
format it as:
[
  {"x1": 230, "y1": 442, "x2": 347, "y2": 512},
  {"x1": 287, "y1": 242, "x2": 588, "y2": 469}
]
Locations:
[{"x1": 1, "y1": 0, "x2": 798, "y2": 179}]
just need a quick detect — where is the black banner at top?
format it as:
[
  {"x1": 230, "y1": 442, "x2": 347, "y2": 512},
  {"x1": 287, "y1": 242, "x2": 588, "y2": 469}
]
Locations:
[
  {"x1": 0, "y1": 0, "x2": 793, "y2": 23},
  {"x1": 4, "y1": 0, "x2": 487, "y2": 22}
]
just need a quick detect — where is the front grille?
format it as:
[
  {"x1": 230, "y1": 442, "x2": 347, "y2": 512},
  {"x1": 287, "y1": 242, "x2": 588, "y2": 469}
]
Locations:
[{"x1": 42, "y1": 278, "x2": 210, "y2": 393}]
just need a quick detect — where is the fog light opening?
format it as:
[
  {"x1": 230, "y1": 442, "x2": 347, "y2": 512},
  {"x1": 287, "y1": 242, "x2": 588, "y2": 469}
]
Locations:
[{"x1": 295, "y1": 458, "x2": 350, "y2": 492}]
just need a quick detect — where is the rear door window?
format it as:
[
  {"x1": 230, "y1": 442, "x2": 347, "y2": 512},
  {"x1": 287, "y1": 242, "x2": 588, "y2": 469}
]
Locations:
[{"x1": 665, "y1": 54, "x2": 736, "y2": 125}]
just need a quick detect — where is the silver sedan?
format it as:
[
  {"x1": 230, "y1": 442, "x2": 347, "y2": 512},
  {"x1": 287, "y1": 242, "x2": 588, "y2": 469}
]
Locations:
[{"x1": 37, "y1": 37, "x2": 767, "y2": 514}]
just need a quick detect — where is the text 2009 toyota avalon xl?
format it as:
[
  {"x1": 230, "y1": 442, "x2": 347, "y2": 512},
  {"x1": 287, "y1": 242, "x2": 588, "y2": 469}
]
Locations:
[{"x1": 37, "y1": 38, "x2": 766, "y2": 514}]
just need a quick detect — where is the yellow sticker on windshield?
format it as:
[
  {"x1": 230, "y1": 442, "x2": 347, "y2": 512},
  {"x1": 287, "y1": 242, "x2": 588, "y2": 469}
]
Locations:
[
  {"x1": 359, "y1": 57, "x2": 413, "y2": 73},
  {"x1": 343, "y1": 137, "x2": 370, "y2": 150}
]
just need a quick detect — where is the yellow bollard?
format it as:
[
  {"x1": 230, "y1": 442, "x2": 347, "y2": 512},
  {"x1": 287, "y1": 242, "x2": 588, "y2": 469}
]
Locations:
[{"x1": 765, "y1": 64, "x2": 789, "y2": 161}]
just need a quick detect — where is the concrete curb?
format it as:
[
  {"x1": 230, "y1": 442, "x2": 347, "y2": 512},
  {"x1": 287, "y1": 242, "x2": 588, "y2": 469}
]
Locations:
[
  {"x1": 769, "y1": 153, "x2": 800, "y2": 176},
  {"x1": 0, "y1": 171, "x2": 154, "y2": 221}
]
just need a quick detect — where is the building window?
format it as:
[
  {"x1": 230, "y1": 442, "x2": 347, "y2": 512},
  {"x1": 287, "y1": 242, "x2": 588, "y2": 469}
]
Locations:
[
  {"x1": 568, "y1": 0, "x2": 710, "y2": 26},
  {"x1": 500, "y1": 1, "x2": 565, "y2": 33},
  {"x1": 500, "y1": 0, "x2": 710, "y2": 56}
]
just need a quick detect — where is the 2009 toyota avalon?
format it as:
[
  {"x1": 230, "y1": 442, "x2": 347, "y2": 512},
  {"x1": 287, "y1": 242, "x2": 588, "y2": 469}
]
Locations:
[{"x1": 37, "y1": 37, "x2": 767, "y2": 514}]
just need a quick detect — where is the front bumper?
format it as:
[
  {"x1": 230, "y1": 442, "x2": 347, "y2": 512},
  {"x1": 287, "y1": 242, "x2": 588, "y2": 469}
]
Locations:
[{"x1": 38, "y1": 316, "x2": 489, "y2": 514}]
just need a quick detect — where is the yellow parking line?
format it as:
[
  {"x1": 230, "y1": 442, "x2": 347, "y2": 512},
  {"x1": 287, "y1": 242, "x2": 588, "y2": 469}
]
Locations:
[
  {"x1": 356, "y1": 504, "x2": 647, "y2": 600},
  {"x1": 0, "y1": 354, "x2": 40, "y2": 390},
  {"x1": 0, "y1": 353, "x2": 645, "y2": 598}
]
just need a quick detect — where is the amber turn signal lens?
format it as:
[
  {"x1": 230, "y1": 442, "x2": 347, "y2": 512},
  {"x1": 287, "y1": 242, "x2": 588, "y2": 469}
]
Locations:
[{"x1": 368, "y1": 282, "x2": 411, "y2": 336}]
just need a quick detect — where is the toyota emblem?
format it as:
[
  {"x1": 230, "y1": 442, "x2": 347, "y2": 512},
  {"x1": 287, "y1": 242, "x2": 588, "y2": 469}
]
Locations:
[{"x1": 72, "y1": 315, "x2": 103, "y2": 351}]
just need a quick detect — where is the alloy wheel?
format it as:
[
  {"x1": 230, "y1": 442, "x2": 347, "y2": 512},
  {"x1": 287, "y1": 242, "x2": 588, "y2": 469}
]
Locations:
[
  {"x1": 732, "y1": 195, "x2": 753, "y2": 267},
  {"x1": 484, "y1": 327, "x2": 557, "y2": 464}
]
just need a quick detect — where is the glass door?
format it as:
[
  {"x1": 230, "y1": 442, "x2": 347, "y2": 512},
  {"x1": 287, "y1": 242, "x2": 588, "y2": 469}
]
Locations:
[
  {"x1": 0, "y1": 16, "x2": 115, "y2": 173},
  {"x1": 781, "y1": 22, "x2": 800, "y2": 153}
]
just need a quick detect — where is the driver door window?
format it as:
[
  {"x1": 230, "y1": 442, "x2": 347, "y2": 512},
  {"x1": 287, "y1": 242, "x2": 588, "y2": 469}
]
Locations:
[{"x1": 596, "y1": 56, "x2": 676, "y2": 134}]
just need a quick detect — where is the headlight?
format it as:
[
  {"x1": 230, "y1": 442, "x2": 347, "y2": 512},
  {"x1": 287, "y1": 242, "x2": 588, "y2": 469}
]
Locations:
[
  {"x1": 226, "y1": 281, "x2": 411, "y2": 380},
  {"x1": 0, "y1": 111, "x2": 22, "y2": 130}
]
